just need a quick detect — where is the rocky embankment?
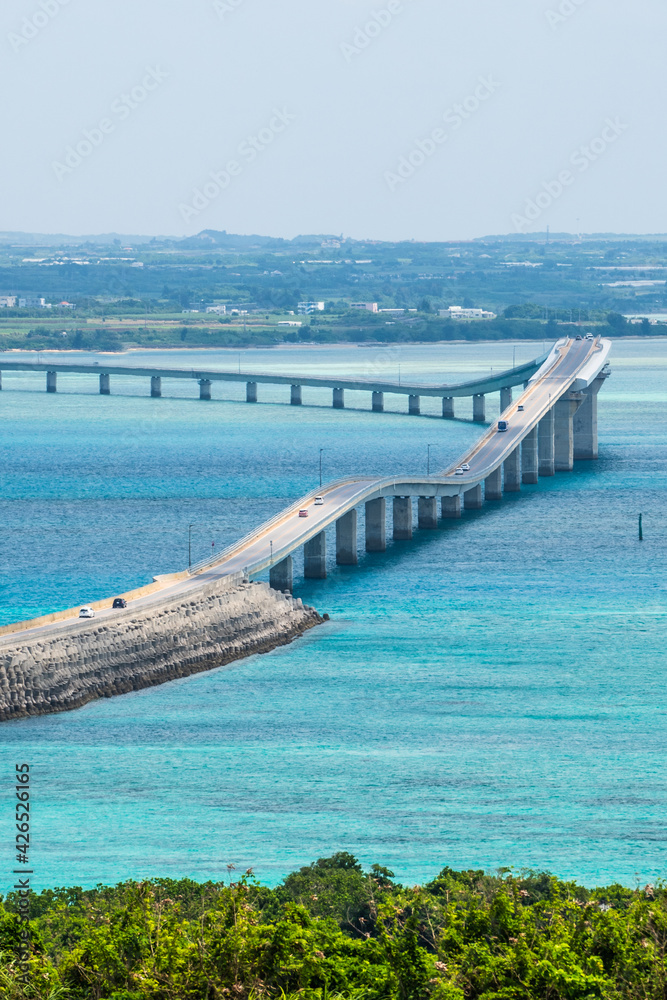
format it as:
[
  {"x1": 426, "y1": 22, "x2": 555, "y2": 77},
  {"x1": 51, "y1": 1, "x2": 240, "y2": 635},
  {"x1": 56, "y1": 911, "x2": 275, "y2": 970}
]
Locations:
[{"x1": 0, "y1": 579, "x2": 323, "y2": 722}]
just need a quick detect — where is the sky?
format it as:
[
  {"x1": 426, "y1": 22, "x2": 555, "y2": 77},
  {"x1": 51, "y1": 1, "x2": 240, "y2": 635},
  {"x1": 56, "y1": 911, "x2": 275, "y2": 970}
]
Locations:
[{"x1": 2, "y1": 0, "x2": 665, "y2": 241}]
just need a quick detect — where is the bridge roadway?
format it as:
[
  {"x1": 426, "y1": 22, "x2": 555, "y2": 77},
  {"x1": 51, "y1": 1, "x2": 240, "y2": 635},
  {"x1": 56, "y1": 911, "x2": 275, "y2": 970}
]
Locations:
[
  {"x1": 0, "y1": 350, "x2": 549, "y2": 416},
  {"x1": 0, "y1": 336, "x2": 610, "y2": 644}
]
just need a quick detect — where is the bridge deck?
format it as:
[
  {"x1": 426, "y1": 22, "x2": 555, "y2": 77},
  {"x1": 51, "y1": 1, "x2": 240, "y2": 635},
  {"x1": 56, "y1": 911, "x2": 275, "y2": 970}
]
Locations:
[
  {"x1": 0, "y1": 337, "x2": 611, "y2": 644},
  {"x1": 0, "y1": 353, "x2": 548, "y2": 398}
]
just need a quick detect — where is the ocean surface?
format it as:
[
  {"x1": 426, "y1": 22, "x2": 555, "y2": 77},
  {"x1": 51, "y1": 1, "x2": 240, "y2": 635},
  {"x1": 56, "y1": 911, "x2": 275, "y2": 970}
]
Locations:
[{"x1": 0, "y1": 338, "x2": 665, "y2": 891}]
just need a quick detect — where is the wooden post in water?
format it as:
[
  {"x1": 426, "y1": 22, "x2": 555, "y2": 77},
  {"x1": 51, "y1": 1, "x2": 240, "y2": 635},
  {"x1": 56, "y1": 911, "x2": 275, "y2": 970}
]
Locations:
[{"x1": 639, "y1": 513, "x2": 643, "y2": 542}]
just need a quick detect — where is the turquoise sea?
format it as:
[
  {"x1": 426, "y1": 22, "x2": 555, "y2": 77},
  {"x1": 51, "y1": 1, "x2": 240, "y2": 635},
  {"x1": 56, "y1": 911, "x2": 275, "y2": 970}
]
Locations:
[{"x1": 0, "y1": 339, "x2": 665, "y2": 891}]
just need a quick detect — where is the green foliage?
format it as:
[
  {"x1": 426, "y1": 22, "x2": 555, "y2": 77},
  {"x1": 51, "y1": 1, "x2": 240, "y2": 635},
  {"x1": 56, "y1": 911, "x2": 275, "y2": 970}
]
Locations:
[
  {"x1": 1, "y1": 859, "x2": 666, "y2": 999},
  {"x1": 606, "y1": 311, "x2": 629, "y2": 332}
]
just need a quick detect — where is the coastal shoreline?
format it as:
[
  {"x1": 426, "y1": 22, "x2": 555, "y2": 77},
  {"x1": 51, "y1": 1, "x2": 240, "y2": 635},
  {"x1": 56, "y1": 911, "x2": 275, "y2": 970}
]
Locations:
[{"x1": 0, "y1": 580, "x2": 324, "y2": 723}]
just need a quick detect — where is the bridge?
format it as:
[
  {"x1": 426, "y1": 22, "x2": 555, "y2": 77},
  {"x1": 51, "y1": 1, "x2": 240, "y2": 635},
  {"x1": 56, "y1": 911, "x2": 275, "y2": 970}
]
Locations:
[
  {"x1": 0, "y1": 351, "x2": 550, "y2": 420},
  {"x1": 0, "y1": 336, "x2": 610, "y2": 643}
]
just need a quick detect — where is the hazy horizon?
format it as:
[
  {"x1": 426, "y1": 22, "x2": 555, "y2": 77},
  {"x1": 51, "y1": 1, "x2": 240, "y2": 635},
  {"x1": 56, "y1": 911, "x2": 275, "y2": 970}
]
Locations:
[{"x1": 3, "y1": 0, "x2": 664, "y2": 241}]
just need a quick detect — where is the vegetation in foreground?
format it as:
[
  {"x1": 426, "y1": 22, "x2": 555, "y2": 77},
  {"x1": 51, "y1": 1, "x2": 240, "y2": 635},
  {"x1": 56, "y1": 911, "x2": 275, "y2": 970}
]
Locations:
[{"x1": 1, "y1": 853, "x2": 665, "y2": 999}]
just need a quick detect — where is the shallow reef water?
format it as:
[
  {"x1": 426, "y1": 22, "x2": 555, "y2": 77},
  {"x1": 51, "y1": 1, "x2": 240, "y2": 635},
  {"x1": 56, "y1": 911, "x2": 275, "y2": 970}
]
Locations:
[{"x1": 0, "y1": 339, "x2": 665, "y2": 889}]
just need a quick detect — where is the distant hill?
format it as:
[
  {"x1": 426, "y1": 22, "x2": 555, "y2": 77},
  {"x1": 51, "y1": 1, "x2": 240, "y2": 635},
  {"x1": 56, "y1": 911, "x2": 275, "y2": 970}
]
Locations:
[
  {"x1": 477, "y1": 232, "x2": 667, "y2": 242},
  {"x1": 0, "y1": 232, "x2": 169, "y2": 247},
  {"x1": 3, "y1": 229, "x2": 667, "y2": 249}
]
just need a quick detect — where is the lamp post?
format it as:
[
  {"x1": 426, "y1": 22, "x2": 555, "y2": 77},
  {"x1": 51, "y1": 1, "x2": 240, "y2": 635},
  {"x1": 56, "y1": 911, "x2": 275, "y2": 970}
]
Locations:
[
  {"x1": 319, "y1": 448, "x2": 324, "y2": 488},
  {"x1": 270, "y1": 540, "x2": 273, "y2": 565},
  {"x1": 188, "y1": 523, "x2": 194, "y2": 568}
]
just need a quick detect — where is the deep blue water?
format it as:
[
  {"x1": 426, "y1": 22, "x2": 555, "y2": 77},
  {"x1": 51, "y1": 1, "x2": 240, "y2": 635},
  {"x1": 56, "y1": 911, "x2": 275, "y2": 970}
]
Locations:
[{"x1": 0, "y1": 339, "x2": 665, "y2": 891}]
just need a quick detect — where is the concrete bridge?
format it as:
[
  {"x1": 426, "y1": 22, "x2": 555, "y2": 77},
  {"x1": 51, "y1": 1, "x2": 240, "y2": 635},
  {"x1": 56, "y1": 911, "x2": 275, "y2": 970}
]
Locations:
[
  {"x1": 0, "y1": 336, "x2": 610, "y2": 642},
  {"x1": 0, "y1": 350, "x2": 549, "y2": 420}
]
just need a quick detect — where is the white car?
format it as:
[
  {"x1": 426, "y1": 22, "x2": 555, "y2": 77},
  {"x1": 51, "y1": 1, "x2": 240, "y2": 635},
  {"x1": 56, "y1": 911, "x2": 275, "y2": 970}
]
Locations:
[
  {"x1": 454, "y1": 468, "x2": 465, "y2": 476},
  {"x1": 78, "y1": 606, "x2": 95, "y2": 619},
  {"x1": 461, "y1": 463, "x2": 470, "y2": 471},
  {"x1": 314, "y1": 496, "x2": 324, "y2": 506}
]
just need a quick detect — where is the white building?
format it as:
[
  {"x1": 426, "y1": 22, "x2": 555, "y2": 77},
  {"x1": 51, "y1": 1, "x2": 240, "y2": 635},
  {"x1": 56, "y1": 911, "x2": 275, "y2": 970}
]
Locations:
[
  {"x1": 19, "y1": 297, "x2": 47, "y2": 309},
  {"x1": 297, "y1": 301, "x2": 325, "y2": 315},
  {"x1": 440, "y1": 306, "x2": 496, "y2": 320},
  {"x1": 0, "y1": 296, "x2": 17, "y2": 307},
  {"x1": 206, "y1": 305, "x2": 227, "y2": 314},
  {"x1": 350, "y1": 302, "x2": 378, "y2": 313},
  {"x1": 624, "y1": 313, "x2": 667, "y2": 324}
]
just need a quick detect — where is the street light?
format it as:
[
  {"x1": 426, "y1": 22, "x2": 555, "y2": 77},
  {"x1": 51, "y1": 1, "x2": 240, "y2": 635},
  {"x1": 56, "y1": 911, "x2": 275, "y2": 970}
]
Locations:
[
  {"x1": 188, "y1": 523, "x2": 194, "y2": 568},
  {"x1": 319, "y1": 448, "x2": 324, "y2": 488},
  {"x1": 270, "y1": 540, "x2": 273, "y2": 565}
]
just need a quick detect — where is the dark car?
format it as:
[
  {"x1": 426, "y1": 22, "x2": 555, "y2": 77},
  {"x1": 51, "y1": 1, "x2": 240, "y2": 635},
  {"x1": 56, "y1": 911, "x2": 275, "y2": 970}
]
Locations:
[{"x1": 112, "y1": 598, "x2": 127, "y2": 609}]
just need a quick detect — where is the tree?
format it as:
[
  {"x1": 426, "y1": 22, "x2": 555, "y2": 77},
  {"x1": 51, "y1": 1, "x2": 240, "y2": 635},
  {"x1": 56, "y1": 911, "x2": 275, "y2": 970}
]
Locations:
[{"x1": 607, "y1": 311, "x2": 628, "y2": 334}]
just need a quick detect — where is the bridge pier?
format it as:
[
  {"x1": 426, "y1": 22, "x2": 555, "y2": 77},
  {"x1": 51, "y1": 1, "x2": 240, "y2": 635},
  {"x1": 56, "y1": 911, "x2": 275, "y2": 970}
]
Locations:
[
  {"x1": 409, "y1": 394, "x2": 420, "y2": 416},
  {"x1": 46, "y1": 371, "x2": 57, "y2": 393},
  {"x1": 393, "y1": 497, "x2": 412, "y2": 540},
  {"x1": 336, "y1": 509, "x2": 358, "y2": 565},
  {"x1": 555, "y1": 392, "x2": 583, "y2": 471},
  {"x1": 522, "y1": 427, "x2": 539, "y2": 484},
  {"x1": 418, "y1": 497, "x2": 438, "y2": 529},
  {"x1": 464, "y1": 484, "x2": 483, "y2": 510},
  {"x1": 441, "y1": 495, "x2": 462, "y2": 519},
  {"x1": 504, "y1": 446, "x2": 521, "y2": 492},
  {"x1": 442, "y1": 397, "x2": 455, "y2": 419},
  {"x1": 270, "y1": 555, "x2": 293, "y2": 592},
  {"x1": 291, "y1": 384, "x2": 302, "y2": 406},
  {"x1": 304, "y1": 532, "x2": 327, "y2": 579},
  {"x1": 199, "y1": 379, "x2": 212, "y2": 401},
  {"x1": 246, "y1": 381, "x2": 258, "y2": 403},
  {"x1": 99, "y1": 373, "x2": 110, "y2": 395},
  {"x1": 333, "y1": 387, "x2": 345, "y2": 409},
  {"x1": 372, "y1": 391, "x2": 384, "y2": 412},
  {"x1": 473, "y1": 393, "x2": 486, "y2": 422},
  {"x1": 365, "y1": 498, "x2": 386, "y2": 552},
  {"x1": 538, "y1": 409, "x2": 555, "y2": 476},
  {"x1": 574, "y1": 375, "x2": 604, "y2": 460},
  {"x1": 500, "y1": 386, "x2": 512, "y2": 412},
  {"x1": 485, "y1": 466, "x2": 502, "y2": 501},
  {"x1": 151, "y1": 376, "x2": 161, "y2": 398}
]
